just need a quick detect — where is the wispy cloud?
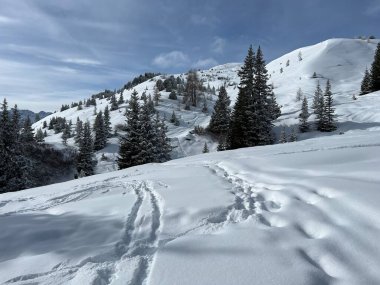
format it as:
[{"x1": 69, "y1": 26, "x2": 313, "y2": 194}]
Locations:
[
  {"x1": 153, "y1": 51, "x2": 189, "y2": 68},
  {"x1": 211, "y1": 37, "x2": 226, "y2": 54},
  {"x1": 193, "y1": 58, "x2": 218, "y2": 69},
  {"x1": 62, "y1": 58, "x2": 102, "y2": 66},
  {"x1": 0, "y1": 15, "x2": 19, "y2": 25}
]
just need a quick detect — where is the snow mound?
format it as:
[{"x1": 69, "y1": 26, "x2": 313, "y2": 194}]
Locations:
[{"x1": 1, "y1": 129, "x2": 380, "y2": 284}]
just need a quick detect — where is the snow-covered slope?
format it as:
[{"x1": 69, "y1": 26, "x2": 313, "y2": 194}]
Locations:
[
  {"x1": 1, "y1": 129, "x2": 380, "y2": 285},
  {"x1": 32, "y1": 38, "x2": 380, "y2": 173}
]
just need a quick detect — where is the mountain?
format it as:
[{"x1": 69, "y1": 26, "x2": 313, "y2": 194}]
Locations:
[
  {"x1": 11, "y1": 109, "x2": 52, "y2": 123},
  {"x1": 1, "y1": 126, "x2": 379, "y2": 284},
  {"x1": 32, "y1": 38, "x2": 380, "y2": 174}
]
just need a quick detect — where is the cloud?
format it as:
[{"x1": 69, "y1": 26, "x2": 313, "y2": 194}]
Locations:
[
  {"x1": 62, "y1": 58, "x2": 102, "y2": 66},
  {"x1": 0, "y1": 15, "x2": 19, "y2": 25},
  {"x1": 152, "y1": 51, "x2": 189, "y2": 68},
  {"x1": 211, "y1": 37, "x2": 226, "y2": 54},
  {"x1": 192, "y1": 58, "x2": 218, "y2": 69},
  {"x1": 365, "y1": 1, "x2": 380, "y2": 16}
]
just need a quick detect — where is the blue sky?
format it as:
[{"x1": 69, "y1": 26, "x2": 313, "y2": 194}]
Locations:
[{"x1": 0, "y1": 0, "x2": 379, "y2": 111}]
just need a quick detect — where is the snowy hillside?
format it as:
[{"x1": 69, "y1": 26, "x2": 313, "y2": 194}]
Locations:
[
  {"x1": 1, "y1": 128, "x2": 380, "y2": 285},
  {"x1": 32, "y1": 38, "x2": 380, "y2": 173}
]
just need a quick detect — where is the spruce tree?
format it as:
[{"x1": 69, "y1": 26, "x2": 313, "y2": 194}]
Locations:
[
  {"x1": 35, "y1": 128, "x2": 45, "y2": 143},
  {"x1": 11, "y1": 104, "x2": 21, "y2": 142},
  {"x1": 266, "y1": 84, "x2": 281, "y2": 120},
  {"x1": 370, "y1": 43, "x2": 380, "y2": 92},
  {"x1": 251, "y1": 46, "x2": 274, "y2": 146},
  {"x1": 185, "y1": 70, "x2": 202, "y2": 107},
  {"x1": 153, "y1": 114, "x2": 172, "y2": 163},
  {"x1": 77, "y1": 122, "x2": 94, "y2": 177},
  {"x1": 227, "y1": 45, "x2": 255, "y2": 149},
  {"x1": 110, "y1": 94, "x2": 118, "y2": 111},
  {"x1": 299, "y1": 96, "x2": 310, "y2": 133},
  {"x1": 170, "y1": 111, "x2": 180, "y2": 126},
  {"x1": 279, "y1": 127, "x2": 287, "y2": 143},
  {"x1": 118, "y1": 90, "x2": 142, "y2": 169},
  {"x1": 320, "y1": 80, "x2": 337, "y2": 132},
  {"x1": 153, "y1": 87, "x2": 161, "y2": 106},
  {"x1": 312, "y1": 81, "x2": 323, "y2": 113},
  {"x1": 360, "y1": 68, "x2": 372, "y2": 95},
  {"x1": 104, "y1": 105, "x2": 112, "y2": 138},
  {"x1": 75, "y1": 118, "x2": 84, "y2": 146},
  {"x1": 296, "y1": 88, "x2": 303, "y2": 102},
  {"x1": 21, "y1": 116, "x2": 35, "y2": 143},
  {"x1": 93, "y1": 111, "x2": 107, "y2": 151},
  {"x1": 137, "y1": 96, "x2": 156, "y2": 165},
  {"x1": 289, "y1": 127, "x2": 297, "y2": 142},
  {"x1": 208, "y1": 86, "x2": 231, "y2": 135},
  {"x1": 118, "y1": 92, "x2": 124, "y2": 105},
  {"x1": 202, "y1": 142, "x2": 209, "y2": 153}
]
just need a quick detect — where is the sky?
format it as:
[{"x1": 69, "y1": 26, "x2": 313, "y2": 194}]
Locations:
[{"x1": 0, "y1": 0, "x2": 379, "y2": 112}]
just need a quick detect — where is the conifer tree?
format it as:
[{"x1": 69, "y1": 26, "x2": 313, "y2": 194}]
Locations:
[
  {"x1": 170, "y1": 111, "x2": 180, "y2": 126},
  {"x1": 251, "y1": 46, "x2": 274, "y2": 146},
  {"x1": 93, "y1": 111, "x2": 107, "y2": 151},
  {"x1": 370, "y1": 43, "x2": 380, "y2": 92},
  {"x1": 104, "y1": 105, "x2": 112, "y2": 138},
  {"x1": 136, "y1": 96, "x2": 156, "y2": 165},
  {"x1": 289, "y1": 127, "x2": 297, "y2": 142},
  {"x1": 266, "y1": 84, "x2": 281, "y2": 120},
  {"x1": 360, "y1": 68, "x2": 372, "y2": 95},
  {"x1": 77, "y1": 122, "x2": 94, "y2": 177},
  {"x1": 296, "y1": 88, "x2": 303, "y2": 102},
  {"x1": 208, "y1": 86, "x2": 231, "y2": 135},
  {"x1": 153, "y1": 87, "x2": 161, "y2": 106},
  {"x1": 118, "y1": 90, "x2": 142, "y2": 169},
  {"x1": 110, "y1": 94, "x2": 118, "y2": 111},
  {"x1": 312, "y1": 81, "x2": 323, "y2": 113},
  {"x1": 61, "y1": 125, "x2": 70, "y2": 145},
  {"x1": 11, "y1": 104, "x2": 21, "y2": 142},
  {"x1": 118, "y1": 92, "x2": 124, "y2": 105},
  {"x1": 43, "y1": 120, "x2": 48, "y2": 129},
  {"x1": 21, "y1": 116, "x2": 35, "y2": 143},
  {"x1": 185, "y1": 70, "x2": 202, "y2": 107},
  {"x1": 279, "y1": 127, "x2": 287, "y2": 143},
  {"x1": 202, "y1": 142, "x2": 209, "y2": 153},
  {"x1": 227, "y1": 46, "x2": 255, "y2": 149},
  {"x1": 153, "y1": 114, "x2": 172, "y2": 163},
  {"x1": 299, "y1": 96, "x2": 310, "y2": 133},
  {"x1": 75, "y1": 118, "x2": 84, "y2": 145},
  {"x1": 320, "y1": 80, "x2": 337, "y2": 132},
  {"x1": 35, "y1": 128, "x2": 44, "y2": 143}
]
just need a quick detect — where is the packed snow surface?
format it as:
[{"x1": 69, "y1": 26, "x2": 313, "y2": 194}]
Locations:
[{"x1": 1, "y1": 129, "x2": 380, "y2": 285}]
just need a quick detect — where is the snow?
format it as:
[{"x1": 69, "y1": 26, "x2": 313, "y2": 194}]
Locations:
[
  {"x1": 1, "y1": 128, "x2": 380, "y2": 284},
  {"x1": 15, "y1": 39, "x2": 380, "y2": 283}
]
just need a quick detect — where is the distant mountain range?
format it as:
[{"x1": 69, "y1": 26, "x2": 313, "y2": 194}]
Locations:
[{"x1": 8, "y1": 109, "x2": 52, "y2": 123}]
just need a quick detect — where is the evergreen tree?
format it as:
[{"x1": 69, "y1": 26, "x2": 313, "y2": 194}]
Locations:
[
  {"x1": 118, "y1": 90, "x2": 142, "y2": 169},
  {"x1": 104, "y1": 105, "x2": 112, "y2": 138},
  {"x1": 153, "y1": 87, "x2": 161, "y2": 106},
  {"x1": 21, "y1": 116, "x2": 35, "y2": 143},
  {"x1": 202, "y1": 142, "x2": 209, "y2": 153},
  {"x1": 93, "y1": 111, "x2": 107, "y2": 151},
  {"x1": 136, "y1": 96, "x2": 156, "y2": 165},
  {"x1": 110, "y1": 94, "x2": 118, "y2": 111},
  {"x1": 208, "y1": 86, "x2": 231, "y2": 135},
  {"x1": 43, "y1": 120, "x2": 48, "y2": 129},
  {"x1": 227, "y1": 46, "x2": 255, "y2": 149},
  {"x1": 370, "y1": 43, "x2": 380, "y2": 92},
  {"x1": 266, "y1": 84, "x2": 281, "y2": 120},
  {"x1": 169, "y1": 90, "x2": 177, "y2": 100},
  {"x1": 77, "y1": 122, "x2": 94, "y2": 177},
  {"x1": 118, "y1": 92, "x2": 124, "y2": 105},
  {"x1": 279, "y1": 127, "x2": 287, "y2": 143},
  {"x1": 35, "y1": 128, "x2": 44, "y2": 143},
  {"x1": 11, "y1": 104, "x2": 21, "y2": 142},
  {"x1": 250, "y1": 46, "x2": 274, "y2": 146},
  {"x1": 296, "y1": 88, "x2": 303, "y2": 101},
  {"x1": 61, "y1": 126, "x2": 70, "y2": 145},
  {"x1": 289, "y1": 127, "x2": 297, "y2": 142},
  {"x1": 299, "y1": 96, "x2": 310, "y2": 133},
  {"x1": 360, "y1": 68, "x2": 372, "y2": 95},
  {"x1": 75, "y1": 118, "x2": 84, "y2": 145},
  {"x1": 320, "y1": 80, "x2": 337, "y2": 132},
  {"x1": 153, "y1": 114, "x2": 172, "y2": 163},
  {"x1": 170, "y1": 111, "x2": 180, "y2": 126},
  {"x1": 312, "y1": 81, "x2": 323, "y2": 113}
]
